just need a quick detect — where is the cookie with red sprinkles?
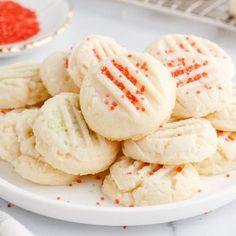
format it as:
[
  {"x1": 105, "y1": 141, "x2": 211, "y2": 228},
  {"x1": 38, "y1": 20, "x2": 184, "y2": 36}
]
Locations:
[
  {"x1": 145, "y1": 34, "x2": 235, "y2": 79},
  {"x1": 194, "y1": 131, "x2": 236, "y2": 175},
  {"x1": 151, "y1": 52, "x2": 233, "y2": 118},
  {"x1": 80, "y1": 52, "x2": 176, "y2": 140},
  {"x1": 123, "y1": 118, "x2": 217, "y2": 165},
  {"x1": 68, "y1": 35, "x2": 127, "y2": 88},
  {"x1": 102, "y1": 157, "x2": 200, "y2": 206},
  {"x1": 40, "y1": 52, "x2": 79, "y2": 96}
]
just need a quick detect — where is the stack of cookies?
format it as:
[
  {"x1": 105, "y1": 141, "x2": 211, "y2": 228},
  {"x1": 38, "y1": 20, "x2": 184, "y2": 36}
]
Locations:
[{"x1": 0, "y1": 34, "x2": 235, "y2": 207}]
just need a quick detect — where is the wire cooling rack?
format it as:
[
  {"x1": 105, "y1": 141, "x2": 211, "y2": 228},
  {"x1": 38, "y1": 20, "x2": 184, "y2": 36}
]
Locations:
[{"x1": 117, "y1": 0, "x2": 236, "y2": 32}]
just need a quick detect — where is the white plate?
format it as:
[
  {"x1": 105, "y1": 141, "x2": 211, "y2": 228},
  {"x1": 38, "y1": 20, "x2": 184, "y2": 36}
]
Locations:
[
  {"x1": 1, "y1": 161, "x2": 236, "y2": 226},
  {"x1": 0, "y1": 0, "x2": 72, "y2": 58}
]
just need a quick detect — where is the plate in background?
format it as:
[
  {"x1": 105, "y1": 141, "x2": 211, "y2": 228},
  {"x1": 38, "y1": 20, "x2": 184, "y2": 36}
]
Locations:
[{"x1": 0, "y1": 0, "x2": 72, "y2": 58}]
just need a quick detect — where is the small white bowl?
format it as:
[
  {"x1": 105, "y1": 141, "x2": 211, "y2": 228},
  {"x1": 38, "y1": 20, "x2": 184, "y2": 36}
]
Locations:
[{"x1": 0, "y1": 0, "x2": 72, "y2": 58}]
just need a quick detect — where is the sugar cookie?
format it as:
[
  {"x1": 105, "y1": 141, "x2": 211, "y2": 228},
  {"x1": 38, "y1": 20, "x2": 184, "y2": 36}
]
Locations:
[
  {"x1": 33, "y1": 93, "x2": 120, "y2": 175},
  {"x1": 16, "y1": 109, "x2": 41, "y2": 159},
  {"x1": 194, "y1": 131, "x2": 236, "y2": 175},
  {"x1": 206, "y1": 84, "x2": 236, "y2": 131},
  {"x1": 68, "y1": 35, "x2": 127, "y2": 87},
  {"x1": 0, "y1": 111, "x2": 21, "y2": 163},
  {"x1": 11, "y1": 155, "x2": 77, "y2": 185},
  {"x1": 123, "y1": 118, "x2": 217, "y2": 165},
  {"x1": 0, "y1": 63, "x2": 50, "y2": 109},
  {"x1": 80, "y1": 53, "x2": 176, "y2": 140},
  {"x1": 148, "y1": 52, "x2": 232, "y2": 118},
  {"x1": 40, "y1": 52, "x2": 79, "y2": 96},
  {"x1": 145, "y1": 34, "x2": 235, "y2": 79},
  {"x1": 102, "y1": 157, "x2": 200, "y2": 206}
]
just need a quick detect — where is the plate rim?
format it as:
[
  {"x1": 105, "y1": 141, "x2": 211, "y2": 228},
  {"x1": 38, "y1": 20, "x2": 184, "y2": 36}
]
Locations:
[
  {"x1": 1, "y1": 175, "x2": 236, "y2": 226},
  {"x1": 0, "y1": 0, "x2": 73, "y2": 55}
]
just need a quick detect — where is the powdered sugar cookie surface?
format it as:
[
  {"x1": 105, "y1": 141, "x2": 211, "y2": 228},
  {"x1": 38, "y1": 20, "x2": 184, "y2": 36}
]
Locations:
[
  {"x1": 145, "y1": 34, "x2": 235, "y2": 79},
  {"x1": 123, "y1": 118, "x2": 217, "y2": 165},
  {"x1": 16, "y1": 109, "x2": 41, "y2": 159},
  {"x1": 195, "y1": 131, "x2": 236, "y2": 175},
  {"x1": 206, "y1": 84, "x2": 236, "y2": 131},
  {"x1": 102, "y1": 157, "x2": 200, "y2": 206},
  {"x1": 68, "y1": 35, "x2": 127, "y2": 87},
  {"x1": 33, "y1": 93, "x2": 120, "y2": 175},
  {"x1": 0, "y1": 63, "x2": 50, "y2": 109},
  {"x1": 0, "y1": 111, "x2": 21, "y2": 163},
  {"x1": 40, "y1": 52, "x2": 79, "y2": 96},
  {"x1": 149, "y1": 52, "x2": 232, "y2": 118},
  {"x1": 80, "y1": 53, "x2": 176, "y2": 140},
  {"x1": 11, "y1": 155, "x2": 78, "y2": 186}
]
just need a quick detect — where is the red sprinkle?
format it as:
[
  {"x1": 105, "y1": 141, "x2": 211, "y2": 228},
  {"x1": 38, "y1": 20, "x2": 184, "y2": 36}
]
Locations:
[
  {"x1": 0, "y1": 1, "x2": 40, "y2": 45},
  {"x1": 126, "y1": 171, "x2": 132, "y2": 175},
  {"x1": 7, "y1": 203, "x2": 12, "y2": 208},
  {"x1": 110, "y1": 101, "x2": 118, "y2": 111},
  {"x1": 204, "y1": 84, "x2": 212, "y2": 90},
  {"x1": 167, "y1": 62, "x2": 174, "y2": 67},
  {"x1": 96, "y1": 175, "x2": 101, "y2": 180},
  {"x1": 178, "y1": 43, "x2": 186, "y2": 50},
  {"x1": 226, "y1": 135, "x2": 235, "y2": 142},
  {"x1": 217, "y1": 131, "x2": 224, "y2": 136},
  {"x1": 140, "y1": 85, "x2": 145, "y2": 93},
  {"x1": 164, "y1": 49, "x2": 174, "y2": 54},
  {"x1": 115, "y1": 199, "x2": 120, "y2": 205},
  {"x1": 93, "y1": 48, "x2": 101, "y2": 61},
  {"x1": 140, "y1": 62, "x2": 148, "y2": 71},
  {"x1": 149, "y1": 164, "x2": 163, "y2": 175},
  {"x1": 64, "y1": 58, "x2": 69, "y2": 69},
  {"x1": 197, "y1": 48, "x2": 202, "y2": 53},
  {"x1": 76, "y1": 179, "x2": 82, "y2": 184},
  {"x1": 176, "y1": 165, "x2": 184, "y2": 173},
  {"x1": 112, "y1": 101, "x2": 118, "y2": 107}
]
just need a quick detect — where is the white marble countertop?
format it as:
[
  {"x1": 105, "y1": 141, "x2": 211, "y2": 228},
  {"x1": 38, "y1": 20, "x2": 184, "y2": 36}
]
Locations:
[{"x1": 1, "y1": 0, "x2": 236, "y2": 235}]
